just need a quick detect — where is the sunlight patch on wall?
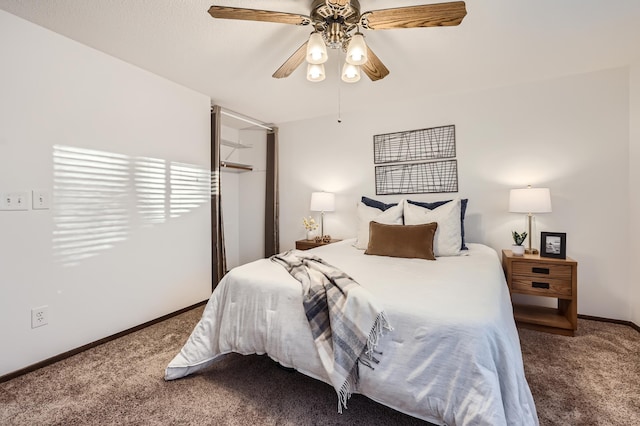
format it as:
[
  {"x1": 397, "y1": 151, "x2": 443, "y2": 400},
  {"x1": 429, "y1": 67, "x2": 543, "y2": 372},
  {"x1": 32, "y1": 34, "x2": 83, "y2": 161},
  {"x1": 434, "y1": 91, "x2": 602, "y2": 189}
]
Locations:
[
  {"x1": 53, "y1": 146, "x2": 130, "y2": 267},
  {"x1": 170, "y1": 162, "x2": 211, "y2": 218},
  {"x1": 53, "y1": 145, "x2": 212, "y2": 266},
  {"x1": 135, "y1": 157, "x2": 167, "y2": 225},
  {"x1": 210, "y1": 170, "x2": 219, "y2": 196}
]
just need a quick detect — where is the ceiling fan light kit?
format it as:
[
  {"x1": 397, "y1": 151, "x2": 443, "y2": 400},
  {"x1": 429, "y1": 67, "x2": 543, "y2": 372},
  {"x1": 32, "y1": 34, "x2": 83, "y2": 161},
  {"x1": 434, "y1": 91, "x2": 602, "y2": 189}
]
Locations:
[
  {"x1": 307, "y1": 30, "x2": 366, "y2": 83},
  {"x1": 208, "y1": 1, "x2": 467, "y2": 83}
]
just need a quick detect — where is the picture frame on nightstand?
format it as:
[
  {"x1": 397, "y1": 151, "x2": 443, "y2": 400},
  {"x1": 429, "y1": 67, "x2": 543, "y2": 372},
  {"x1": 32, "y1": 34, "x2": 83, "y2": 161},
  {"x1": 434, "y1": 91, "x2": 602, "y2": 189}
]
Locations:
[{"x1": 540, "y1": 232, "x2": 566, "y2": 259}]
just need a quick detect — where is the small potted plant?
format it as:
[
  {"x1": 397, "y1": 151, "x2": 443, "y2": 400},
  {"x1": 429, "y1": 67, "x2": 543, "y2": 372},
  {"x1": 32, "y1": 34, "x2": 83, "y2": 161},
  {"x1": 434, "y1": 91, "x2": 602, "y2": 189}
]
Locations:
[
  {"x1": 511, "y1": 231, "x2": 527, "y2": 256},
  {"x1": 303, "y1": 216, "x2": 318, "y2": 240}
]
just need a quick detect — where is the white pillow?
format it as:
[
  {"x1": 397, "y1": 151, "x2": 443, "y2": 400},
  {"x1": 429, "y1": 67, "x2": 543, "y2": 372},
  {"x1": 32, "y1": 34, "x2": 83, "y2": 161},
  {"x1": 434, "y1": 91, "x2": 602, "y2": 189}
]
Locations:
[
  {"x1": 354, "y1": 201, "x2": 404, "y2": 249},
  {"x1": 403, "y1": 199, "x2": 462, "y2": 257}
]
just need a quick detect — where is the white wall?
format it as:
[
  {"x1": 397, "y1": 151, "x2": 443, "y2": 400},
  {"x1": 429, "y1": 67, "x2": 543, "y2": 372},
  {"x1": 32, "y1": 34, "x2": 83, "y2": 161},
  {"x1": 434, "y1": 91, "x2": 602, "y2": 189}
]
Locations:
[
  {"x1": 279, "y1": 67, "x2": 632, "y2": 321},
  {"x1": 630, "y1": 59, "x2": 640, "y2": 326},
  {"x1": 0, "y1": 11, "x2": 211, "y2": 376}
]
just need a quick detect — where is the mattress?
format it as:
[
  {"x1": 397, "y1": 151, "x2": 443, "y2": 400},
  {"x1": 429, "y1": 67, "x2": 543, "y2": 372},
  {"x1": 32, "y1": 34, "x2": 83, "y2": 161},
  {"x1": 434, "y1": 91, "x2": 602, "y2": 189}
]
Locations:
[{"x1": 165, "y1": 240, "x2": 538, "y2": 426}]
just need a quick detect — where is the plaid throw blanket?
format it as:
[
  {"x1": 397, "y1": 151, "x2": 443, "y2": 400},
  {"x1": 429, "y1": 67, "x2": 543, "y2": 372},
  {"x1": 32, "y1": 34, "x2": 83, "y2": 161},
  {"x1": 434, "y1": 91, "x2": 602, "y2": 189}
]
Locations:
[{"x1": 271, "y1": 250, "x2": 392, "y2": 413}]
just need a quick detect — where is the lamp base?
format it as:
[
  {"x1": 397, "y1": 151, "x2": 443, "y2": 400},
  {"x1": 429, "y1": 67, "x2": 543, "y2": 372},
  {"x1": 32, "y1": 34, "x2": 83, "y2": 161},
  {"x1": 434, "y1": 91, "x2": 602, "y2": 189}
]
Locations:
[{"x1": 525, "y1": 248, "x2": 539, "y2": 255}]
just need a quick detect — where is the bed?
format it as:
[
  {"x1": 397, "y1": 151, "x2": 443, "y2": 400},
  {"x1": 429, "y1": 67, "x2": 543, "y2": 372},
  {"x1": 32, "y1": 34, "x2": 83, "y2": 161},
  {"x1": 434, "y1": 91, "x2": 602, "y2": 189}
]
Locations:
[{"x1": 165, "y1": 233, "x2": 538, "y2": 425}]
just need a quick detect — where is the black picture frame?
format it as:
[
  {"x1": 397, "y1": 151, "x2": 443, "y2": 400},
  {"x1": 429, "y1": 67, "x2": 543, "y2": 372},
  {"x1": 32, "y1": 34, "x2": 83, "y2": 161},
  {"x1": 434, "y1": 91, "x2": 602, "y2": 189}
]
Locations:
[{"x1": 540, "y1": 232, "x2": 566, "y2": 259}]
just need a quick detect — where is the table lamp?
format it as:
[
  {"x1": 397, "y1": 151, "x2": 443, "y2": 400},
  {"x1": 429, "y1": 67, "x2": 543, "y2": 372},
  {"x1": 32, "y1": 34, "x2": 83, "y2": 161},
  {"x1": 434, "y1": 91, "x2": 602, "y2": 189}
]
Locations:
[
  {"x1": 509, "y1": 185, "x2": 552, "y2": 254},
  {"x1": 310, "y1": 192, "x2": 335, "y2": 239}
]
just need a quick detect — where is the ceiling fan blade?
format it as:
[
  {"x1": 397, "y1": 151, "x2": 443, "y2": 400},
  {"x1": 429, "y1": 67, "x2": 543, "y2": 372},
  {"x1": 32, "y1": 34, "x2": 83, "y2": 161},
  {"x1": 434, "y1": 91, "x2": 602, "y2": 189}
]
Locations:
[
  {"x1": 360, "y1": 1, "x2": 467, "y2": 30},
  {"x1": 361, "y1": 46, "x2": 390, "y2": 81},
  {"x1": 272, "y1": 41, "x2": 309, "y2": 79},
  {"x1": 208, "y1": 6, "x2": 311, "y2": 26}
]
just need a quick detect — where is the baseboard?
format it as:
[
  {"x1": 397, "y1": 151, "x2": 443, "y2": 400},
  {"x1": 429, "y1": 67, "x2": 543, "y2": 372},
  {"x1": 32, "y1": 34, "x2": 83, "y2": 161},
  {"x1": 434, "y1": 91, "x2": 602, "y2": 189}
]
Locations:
[
  {"x1": 2, "y1": 305, "x2": 635, "y2": 384},
  {"x1": 578, "y1": 314, "x2": 640, "y2": 333},
  {"x1": 0, "y1": 300, "x2": 208, "y2": 384}
]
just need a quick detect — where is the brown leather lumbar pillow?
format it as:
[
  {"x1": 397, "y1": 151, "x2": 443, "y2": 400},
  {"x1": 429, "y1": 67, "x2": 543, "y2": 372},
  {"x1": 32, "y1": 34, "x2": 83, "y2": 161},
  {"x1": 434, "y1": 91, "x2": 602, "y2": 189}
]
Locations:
[{"x1": 365, "y1": 221, "x2": 438, "y2": 260}]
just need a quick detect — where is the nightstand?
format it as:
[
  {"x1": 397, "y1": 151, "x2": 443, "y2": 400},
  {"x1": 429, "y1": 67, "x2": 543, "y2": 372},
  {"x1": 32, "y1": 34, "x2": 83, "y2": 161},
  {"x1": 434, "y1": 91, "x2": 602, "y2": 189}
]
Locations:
[
  {"x1": 502, "y1": 250, "x2": 578, "y2": 336},
  {"x1": 295, "y1": 239, "x2": 341, "y2": 250}
]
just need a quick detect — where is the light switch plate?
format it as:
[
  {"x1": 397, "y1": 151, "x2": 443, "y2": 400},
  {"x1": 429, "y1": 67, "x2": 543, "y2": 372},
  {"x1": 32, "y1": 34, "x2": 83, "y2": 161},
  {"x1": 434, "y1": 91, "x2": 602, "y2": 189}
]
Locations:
[
  {"x1": 32, "y1": 190, "x2": 50, "y2": 210},
  {"x1": 0, "y1": 191, "x2": 29, "y2": 211}
]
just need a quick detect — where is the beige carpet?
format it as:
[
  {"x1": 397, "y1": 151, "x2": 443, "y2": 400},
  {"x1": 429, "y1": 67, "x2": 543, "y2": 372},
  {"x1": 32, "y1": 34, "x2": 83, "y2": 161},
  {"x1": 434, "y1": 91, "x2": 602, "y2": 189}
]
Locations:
[
  {"x1": 1, "y1": 305, "x2": 638, "y2": 425},
  {"x1": 518, "y1": 320, "x2": 640, "y2": 426}
]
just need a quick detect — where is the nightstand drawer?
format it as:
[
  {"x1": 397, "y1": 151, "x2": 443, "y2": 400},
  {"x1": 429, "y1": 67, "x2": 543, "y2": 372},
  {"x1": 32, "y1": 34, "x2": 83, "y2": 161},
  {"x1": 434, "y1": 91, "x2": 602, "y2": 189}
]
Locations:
[
  {"x1": 512, "y1": 262, "x2": 572, "y2": 280},
  {"x1": 512, "y1": 276, "x2": 572, "y2": 297}
]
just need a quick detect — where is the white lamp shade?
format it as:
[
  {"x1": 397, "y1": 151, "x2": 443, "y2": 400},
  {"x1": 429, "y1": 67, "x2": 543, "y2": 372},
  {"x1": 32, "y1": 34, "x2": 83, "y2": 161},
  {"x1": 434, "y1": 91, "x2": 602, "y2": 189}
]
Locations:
[
  {"x1": 341, "y1": 63, "x2": 361, "y2": 83},
  {"x1": 346, "y1": 33, "x2": 368, "y2": 66},
  {"x1": 306, "y1": 32, "x2": 328, "y2": 65},
  {"x1": 306, "y1": 63, "x2": 326, "y2": 82},
  {"x1": 509, "y1": 187, "x2": 552, "y2": 213},
  {"x1": 310, "y1": 192, "x2": 335, "y2": 212}
]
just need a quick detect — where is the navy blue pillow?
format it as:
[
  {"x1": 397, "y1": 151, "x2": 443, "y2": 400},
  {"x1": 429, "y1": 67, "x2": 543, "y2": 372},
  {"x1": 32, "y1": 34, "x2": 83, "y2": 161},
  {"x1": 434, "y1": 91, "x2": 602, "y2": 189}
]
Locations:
[
  {"x1": 407, "y1": 199, "x2": 469, "y2": 250},
  {"x1": 361, "y1": 196, "x2": 398, "y2": 211}
]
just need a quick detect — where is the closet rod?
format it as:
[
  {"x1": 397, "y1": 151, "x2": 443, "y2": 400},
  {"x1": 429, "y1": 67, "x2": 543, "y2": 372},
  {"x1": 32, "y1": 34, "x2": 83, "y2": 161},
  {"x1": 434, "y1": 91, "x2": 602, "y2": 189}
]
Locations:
[{"x1": 219, "y1": 109, "x2": 273, "y2": 131}]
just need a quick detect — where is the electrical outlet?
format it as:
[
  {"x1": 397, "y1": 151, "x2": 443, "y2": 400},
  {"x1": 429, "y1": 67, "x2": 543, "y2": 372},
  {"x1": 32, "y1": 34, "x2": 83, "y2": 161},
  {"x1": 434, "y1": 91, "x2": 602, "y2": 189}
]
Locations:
[{"x1": 31, "y1": 306, "x2": 49, "y2": 328}]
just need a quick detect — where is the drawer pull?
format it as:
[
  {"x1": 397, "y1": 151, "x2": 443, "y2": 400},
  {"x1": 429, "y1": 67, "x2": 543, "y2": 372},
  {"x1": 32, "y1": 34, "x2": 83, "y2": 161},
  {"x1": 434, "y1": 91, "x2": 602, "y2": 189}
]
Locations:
[
  {"x1": 532, "y1": 267, "x2": 550, "y2": 274},
  {"x1": 532, "y1": 282, "x2": 550, "y2": 289}
]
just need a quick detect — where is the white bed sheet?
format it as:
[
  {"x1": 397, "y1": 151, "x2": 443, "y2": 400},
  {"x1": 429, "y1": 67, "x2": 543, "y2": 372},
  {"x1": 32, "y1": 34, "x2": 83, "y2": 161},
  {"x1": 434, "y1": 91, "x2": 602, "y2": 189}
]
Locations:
[{"x1": 165, "y1": 240, "x2": 538, "y2": 426}]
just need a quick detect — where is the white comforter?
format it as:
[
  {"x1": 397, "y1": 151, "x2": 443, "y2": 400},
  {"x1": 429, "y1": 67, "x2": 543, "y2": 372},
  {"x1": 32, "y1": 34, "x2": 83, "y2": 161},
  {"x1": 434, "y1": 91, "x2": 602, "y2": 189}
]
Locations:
[{"x1": 165, "y1": 241, "x2": 538, "y2": 426}]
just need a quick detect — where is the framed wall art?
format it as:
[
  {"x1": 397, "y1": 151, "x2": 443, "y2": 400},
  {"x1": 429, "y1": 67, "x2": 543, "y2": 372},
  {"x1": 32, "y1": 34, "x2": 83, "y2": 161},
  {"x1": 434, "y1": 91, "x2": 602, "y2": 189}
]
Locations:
[
  {"x1": 375, "y1": 159, "x2": 458, "y2": 195},
  {"x1": 373, "y1": 124, "x2": 456, "y2": 164}
]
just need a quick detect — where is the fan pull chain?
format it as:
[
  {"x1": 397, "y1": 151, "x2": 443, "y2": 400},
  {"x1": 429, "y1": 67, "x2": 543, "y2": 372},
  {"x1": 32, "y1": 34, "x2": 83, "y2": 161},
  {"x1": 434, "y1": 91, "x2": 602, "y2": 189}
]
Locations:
[
  {"x1": 337, "y1": 60, "x2": 342, "y2": 123},
  {"x1": 337, "y1": 86, "x2": 342, "y2": 123}
]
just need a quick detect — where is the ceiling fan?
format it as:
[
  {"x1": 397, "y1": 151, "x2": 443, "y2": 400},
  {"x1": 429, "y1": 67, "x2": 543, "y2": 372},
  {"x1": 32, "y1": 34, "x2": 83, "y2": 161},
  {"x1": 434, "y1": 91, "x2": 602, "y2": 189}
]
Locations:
[{"x1": 208, "y1": 0, "x2": 467, "y2": 83}]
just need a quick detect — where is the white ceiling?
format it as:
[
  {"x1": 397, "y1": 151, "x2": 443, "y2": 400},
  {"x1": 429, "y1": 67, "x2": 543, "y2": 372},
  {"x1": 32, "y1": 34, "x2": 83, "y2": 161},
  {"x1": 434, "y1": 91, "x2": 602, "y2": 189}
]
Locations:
[{"x1": 2, "y1": 0, "x2": 640, "y2": 125}]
